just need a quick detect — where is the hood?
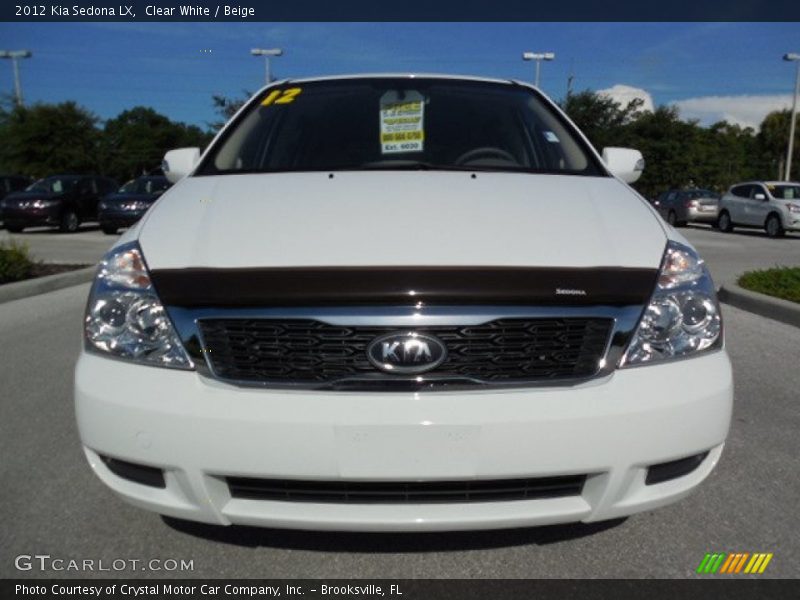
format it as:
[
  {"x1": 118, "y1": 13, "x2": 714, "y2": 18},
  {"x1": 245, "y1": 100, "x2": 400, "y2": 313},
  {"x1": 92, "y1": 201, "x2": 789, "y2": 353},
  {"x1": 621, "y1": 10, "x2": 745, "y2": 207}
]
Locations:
[
  {"x1": 4, "y1": 190, "x2": 61, "y2": 203},
  {"x1": 138, "y1": 172, "x2": 667, "y2": 270}
]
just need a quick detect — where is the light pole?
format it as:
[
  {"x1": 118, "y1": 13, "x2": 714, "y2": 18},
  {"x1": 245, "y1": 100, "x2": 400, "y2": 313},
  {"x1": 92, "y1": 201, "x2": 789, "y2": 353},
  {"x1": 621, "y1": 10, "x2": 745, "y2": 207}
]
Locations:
[
  {"x1": 783, "y1": 53, "x2": 800, "y2": 181},
  {"x1": 0, "y1": 49, "x2": 32, "y2": 107},
  {"x1": 250, "y1": 48, "x2": 283, "y2": 85},
  {"x1": 522, "y1": 51, "x2": 555, "y2": 88}
]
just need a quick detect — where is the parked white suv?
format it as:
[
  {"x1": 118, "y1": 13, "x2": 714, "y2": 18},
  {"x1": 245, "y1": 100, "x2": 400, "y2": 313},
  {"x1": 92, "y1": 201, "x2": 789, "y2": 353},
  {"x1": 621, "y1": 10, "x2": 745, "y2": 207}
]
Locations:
[
  {"x1": 718, "y1": 181, "x2": 800, "y2": 237},
  {"x1": 75, "y1": 75, "x2": 732, "y2": 532}
]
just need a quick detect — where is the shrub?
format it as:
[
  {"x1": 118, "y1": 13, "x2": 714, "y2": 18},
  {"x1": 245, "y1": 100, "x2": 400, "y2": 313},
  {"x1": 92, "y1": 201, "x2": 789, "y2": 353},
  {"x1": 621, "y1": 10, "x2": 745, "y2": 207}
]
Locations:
[
  {"x1": 0, "y1": 240, "x2": 35, "y2": 284},
  {"x1": 738, "y1": 266, "x2": 800, "y2": 304}
]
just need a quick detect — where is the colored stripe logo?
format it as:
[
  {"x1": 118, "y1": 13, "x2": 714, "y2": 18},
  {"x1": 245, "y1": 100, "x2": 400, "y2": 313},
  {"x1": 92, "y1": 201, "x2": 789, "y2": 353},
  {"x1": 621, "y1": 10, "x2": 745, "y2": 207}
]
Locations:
[{"x1": 696, "y1": 552, "x2": 773, "y2": 574}]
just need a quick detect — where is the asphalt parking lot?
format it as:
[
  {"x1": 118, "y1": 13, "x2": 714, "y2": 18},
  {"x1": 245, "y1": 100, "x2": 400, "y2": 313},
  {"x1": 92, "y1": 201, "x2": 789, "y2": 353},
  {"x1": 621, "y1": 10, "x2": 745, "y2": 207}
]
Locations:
[
  {"x1": 0, "y1": 225, "x2": 116, "y2": 265},
  {"x1": 679, "y1": 224, "x2": 800, "y2": 286},
  {"x1": 1, "y1": 221, "x2": 798, "y2": 579}
]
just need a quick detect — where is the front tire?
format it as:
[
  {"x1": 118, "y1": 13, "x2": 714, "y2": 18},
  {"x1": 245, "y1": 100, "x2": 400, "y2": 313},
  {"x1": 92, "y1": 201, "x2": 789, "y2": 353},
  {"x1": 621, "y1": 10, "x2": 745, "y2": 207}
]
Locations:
[
  {"x1": 59, "y1": 210, "x2": 79, "y2": 233},
  {"x1": 5, "y1": 224, "x2": 24, "y2": 233},
  {"x1": 101, "y1": 225, "x2": 117, "y2": 235},
  {"x1": 765, "y1": 214, "x2": 785, "y2": 238},
  {"x1": 667, "y1": 210, "x2": 677, "y2": 226},
  {"x1": 717, "y1": 211, "x2": 733, "y2": 233}
]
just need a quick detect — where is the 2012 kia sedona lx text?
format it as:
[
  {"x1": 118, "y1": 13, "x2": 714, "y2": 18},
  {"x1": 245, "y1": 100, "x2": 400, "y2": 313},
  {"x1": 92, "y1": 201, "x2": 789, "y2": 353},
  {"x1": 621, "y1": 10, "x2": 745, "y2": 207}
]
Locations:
[{"x1": 75, "y1": 75, "x2": 733, "y2": 531}]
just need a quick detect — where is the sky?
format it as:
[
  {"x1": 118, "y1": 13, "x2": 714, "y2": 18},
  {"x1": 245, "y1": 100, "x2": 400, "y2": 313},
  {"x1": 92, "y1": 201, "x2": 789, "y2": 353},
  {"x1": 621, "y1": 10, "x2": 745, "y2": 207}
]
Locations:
[{"x1": 0, "y1": 22, "x2": 799, "y2": 130}]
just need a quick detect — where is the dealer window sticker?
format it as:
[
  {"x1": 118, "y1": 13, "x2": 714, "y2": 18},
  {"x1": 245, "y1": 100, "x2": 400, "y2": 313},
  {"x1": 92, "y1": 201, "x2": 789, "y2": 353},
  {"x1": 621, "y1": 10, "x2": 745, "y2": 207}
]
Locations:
[{"x1": 380, "y1": 90, "x2": 425, "y2": 154}]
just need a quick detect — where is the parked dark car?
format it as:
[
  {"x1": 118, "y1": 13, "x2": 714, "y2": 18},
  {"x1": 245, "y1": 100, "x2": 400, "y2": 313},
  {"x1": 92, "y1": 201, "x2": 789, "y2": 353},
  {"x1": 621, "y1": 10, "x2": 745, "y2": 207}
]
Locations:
[
  {"x1": 0, "y1": 175, "x2": 32, "y2": 201},
  {"x1": 653, "y1": 188, "x2": 720, "y2": 227},
  {"x1": 97, "y1": 176, "x2": 171, "y2": 235},
  {"x1": 0, "y1": 175, "x2": 33, "y2": 224},
  {"x1": 2, "y1": 175, "x2": 118, "y2": 233}
]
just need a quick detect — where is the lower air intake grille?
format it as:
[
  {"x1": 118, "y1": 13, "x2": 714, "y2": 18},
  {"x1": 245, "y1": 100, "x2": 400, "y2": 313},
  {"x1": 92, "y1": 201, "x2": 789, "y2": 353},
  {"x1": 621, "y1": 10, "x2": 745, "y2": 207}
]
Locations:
[
  {"x1": 198, "y1": 317, "x2": 613, "y2": 387},
  {"x1": 227, "y1": 475, "x2": 587, "y2": 504}
]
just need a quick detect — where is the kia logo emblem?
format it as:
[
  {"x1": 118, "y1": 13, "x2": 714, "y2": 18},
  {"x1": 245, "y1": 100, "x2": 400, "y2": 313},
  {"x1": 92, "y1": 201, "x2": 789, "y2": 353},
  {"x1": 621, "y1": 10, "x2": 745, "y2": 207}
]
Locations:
[{"x1": 366, "y1": 332, "x2": 447, "y2": 374}]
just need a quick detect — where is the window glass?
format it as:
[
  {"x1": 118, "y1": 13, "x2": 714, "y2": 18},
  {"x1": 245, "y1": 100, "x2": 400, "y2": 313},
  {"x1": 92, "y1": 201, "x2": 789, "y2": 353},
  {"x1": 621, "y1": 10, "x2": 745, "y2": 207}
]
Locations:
[
  {"x1": 198, "y1": 78, "x2": 605, "y2": 177},
  {"x1": 119, "y1": 180, "x2": 139, "y2": 194},
  {"x1": 26, "y1": 177, "x2": 79, "y2": 194},
  {"x1": 730, "y1": 185, "x2": 751, "y2": 198},
  {"x1": 767, "y1": 184, "x2": 800, "y2": 200},
  {"x1": 144, "y1": 178, "x2": 170, "y2": 194}
]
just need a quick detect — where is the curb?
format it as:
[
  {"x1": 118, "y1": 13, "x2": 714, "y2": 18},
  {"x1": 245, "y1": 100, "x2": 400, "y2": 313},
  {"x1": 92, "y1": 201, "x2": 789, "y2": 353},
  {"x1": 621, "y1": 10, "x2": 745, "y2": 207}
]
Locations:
[
  {"x1": 0, "y1": 266, "x2": 95, "y2": 305},
  {"x1": 718, "y1": 280, "x2": 800, "y2": 329}
]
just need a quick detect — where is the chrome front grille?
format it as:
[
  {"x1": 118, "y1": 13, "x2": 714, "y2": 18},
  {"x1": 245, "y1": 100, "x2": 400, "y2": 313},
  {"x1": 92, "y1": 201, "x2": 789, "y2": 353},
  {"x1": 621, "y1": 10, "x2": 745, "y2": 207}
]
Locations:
[{"x1": 197, "y1": 316, "x2": 614, "y2": 388}]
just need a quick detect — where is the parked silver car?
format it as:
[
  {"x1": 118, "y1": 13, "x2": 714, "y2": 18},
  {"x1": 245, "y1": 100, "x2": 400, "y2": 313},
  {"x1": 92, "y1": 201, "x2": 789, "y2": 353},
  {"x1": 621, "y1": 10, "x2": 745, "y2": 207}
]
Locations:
[
  {"x1": 654, "y1": 188, "x2": 720, "y2": 227},
  {"x1": 717, "y1": 181, "x2": 800, "y2": 238}
]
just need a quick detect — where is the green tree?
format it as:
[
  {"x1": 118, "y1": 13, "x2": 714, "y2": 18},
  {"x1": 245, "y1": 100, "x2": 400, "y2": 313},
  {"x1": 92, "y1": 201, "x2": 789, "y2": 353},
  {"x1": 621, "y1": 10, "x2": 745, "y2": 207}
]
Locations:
[
  {"x1": 102, "y1": 106, "x2": 212, "y2": 182},
  {"x1": 758, "y1": 110, "x2": 795, "y2": 180},
  {"x1": 708, "y1": 121, "x2": 763, "y2": 185},
  {"x1": 561, "y1": 89, "x2": 782, "y2": 198},
  {"x1": 560, "y1": 90, "x2": 643, "y2": 151},
  {"x1": 623, "y1": 106, "x2": 702, "y2": 197},
  {"x1": 209, "y1": 91, "x2": 251, "y2": 131},
  {"x1": 0, "y1": 101, "x2": 102, "y2": 177}
]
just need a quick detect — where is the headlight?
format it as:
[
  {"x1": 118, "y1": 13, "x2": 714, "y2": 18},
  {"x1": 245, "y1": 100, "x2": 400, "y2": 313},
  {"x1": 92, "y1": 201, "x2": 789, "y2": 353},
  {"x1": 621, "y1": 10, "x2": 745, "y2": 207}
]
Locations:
[
  {"x1": 788, "y1": 203, "x2": 800, "y2": 214},
  {"x1": 620, "y1": 241, "x2": 722, "y2": 366},
  {"x1": 84, "y1": 242, "x2": 193, "y2": 369},
  {"x1": 31, "y1": 199, "x2": 56, "y2": 209}
]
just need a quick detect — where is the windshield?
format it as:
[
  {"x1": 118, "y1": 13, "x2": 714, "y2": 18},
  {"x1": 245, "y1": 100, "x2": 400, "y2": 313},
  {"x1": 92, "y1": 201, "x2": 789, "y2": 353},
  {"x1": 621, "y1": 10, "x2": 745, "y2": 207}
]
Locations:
[
  {"x1": 26, "y1": 177, "x2": 79, "y2": 194},
  {"x1": 118, "y1": 177, "x2": 170, "y2": 194},
  {"x1": 689, "y1": 190, "x2": 718, "y2": 199},
  {"x1": 197, "y1": 78, "x2": 605, "y2": 176},
  {"x1": 119, "y1": 179, "x2": 140, "y2": 193},
  {"x1": 768, "y1": 184, "x2": 800, "y2": 200}
]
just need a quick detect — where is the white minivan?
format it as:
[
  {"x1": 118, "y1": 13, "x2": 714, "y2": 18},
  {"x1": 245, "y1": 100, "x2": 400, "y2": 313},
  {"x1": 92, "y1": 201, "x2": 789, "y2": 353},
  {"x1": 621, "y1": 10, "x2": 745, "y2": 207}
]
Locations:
[{"x1": 75, "y1": 75, "x2": 732, "y2": 531}]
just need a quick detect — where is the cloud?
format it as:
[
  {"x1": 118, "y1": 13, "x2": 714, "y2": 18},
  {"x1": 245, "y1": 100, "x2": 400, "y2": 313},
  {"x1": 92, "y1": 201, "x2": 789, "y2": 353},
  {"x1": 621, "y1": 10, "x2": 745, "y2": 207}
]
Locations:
[
  {"x1": 597, "y1": 84, "x2": 655, "y2": 112},
  {"x1": 672, "y1": 95, "x2": 794, "y2": 129}
]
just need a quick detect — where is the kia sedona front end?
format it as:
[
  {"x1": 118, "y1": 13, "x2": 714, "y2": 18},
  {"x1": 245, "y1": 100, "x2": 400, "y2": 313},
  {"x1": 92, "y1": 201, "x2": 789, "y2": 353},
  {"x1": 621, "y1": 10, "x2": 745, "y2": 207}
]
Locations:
[{"x1": 75, "y1": 75, "x2": 732, "y2": 532}]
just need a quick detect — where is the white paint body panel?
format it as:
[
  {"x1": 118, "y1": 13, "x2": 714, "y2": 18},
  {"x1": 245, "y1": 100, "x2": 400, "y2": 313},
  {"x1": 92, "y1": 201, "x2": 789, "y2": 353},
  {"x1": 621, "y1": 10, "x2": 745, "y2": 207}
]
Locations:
[{"x1": 139, "y1": 172, "x2": 667, "y2": 270}]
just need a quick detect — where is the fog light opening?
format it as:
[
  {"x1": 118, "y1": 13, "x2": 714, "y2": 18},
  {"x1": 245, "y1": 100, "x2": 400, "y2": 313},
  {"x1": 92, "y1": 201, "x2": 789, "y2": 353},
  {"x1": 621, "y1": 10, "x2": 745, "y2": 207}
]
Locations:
[
  {"x1": 645, "y1": 451, "x2": 709, "y2": 486},
  {"x1": 99, "y1": 455, "x2": 166, "y2": 488}
]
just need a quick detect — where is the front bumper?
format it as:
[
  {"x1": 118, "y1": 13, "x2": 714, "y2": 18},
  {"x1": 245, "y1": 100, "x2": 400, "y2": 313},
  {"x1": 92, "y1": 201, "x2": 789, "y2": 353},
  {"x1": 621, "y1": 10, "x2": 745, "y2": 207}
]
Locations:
[
  {"x1": 3, "y1": 206, "x2": 60, "y2": 227},
  {"x1": 783, "y1": 213, "x2": 800, "y2": 231},
  {"x1": 75, "y1": 350, "x2": 733, "y2": 531}
]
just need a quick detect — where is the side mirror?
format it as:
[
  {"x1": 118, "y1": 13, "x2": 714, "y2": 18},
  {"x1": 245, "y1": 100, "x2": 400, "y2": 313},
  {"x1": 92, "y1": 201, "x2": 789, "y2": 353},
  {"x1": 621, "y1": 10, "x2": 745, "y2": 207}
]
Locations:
[
  {"x1": 163, "y1": 148, "x2": 200, "y2": 184},
  {"x1": 753, "y1": 193, "x2": 766, "y2": 201},
  {"x1": 602, "y1": 147, "x2": 645, "y2": 184}
]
